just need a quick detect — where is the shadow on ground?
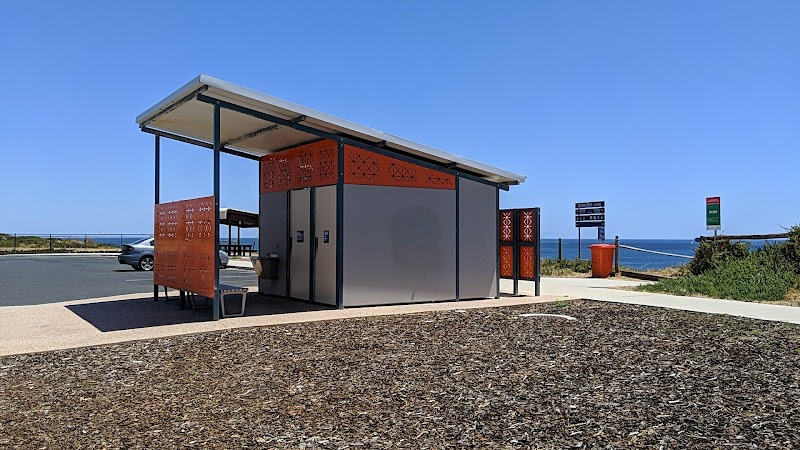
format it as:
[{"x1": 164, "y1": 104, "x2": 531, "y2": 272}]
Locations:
[{"x1": 66, "y1": 293, "x2": 334, "y2": 332}]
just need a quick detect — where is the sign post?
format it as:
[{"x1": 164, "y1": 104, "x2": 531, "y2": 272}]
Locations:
[
  {"x1": 706, "y1": 196, "x2": 721, "y2": 240},
  {"x1": 575, "y1": 201, "x2": 605, "y2": 260}
]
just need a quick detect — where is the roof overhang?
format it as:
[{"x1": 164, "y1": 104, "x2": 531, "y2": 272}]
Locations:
[
  {"x1": 136, "y1": 75, "x2": 525, "y2": 186},
  {"x1": 219, "y1": 208, "x2": 258, "y2": 228}
]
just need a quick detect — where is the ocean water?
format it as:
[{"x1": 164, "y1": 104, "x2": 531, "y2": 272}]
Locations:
[
  {"x1": 544, "y1": 239, "x2": 695, "y2": 271},
  {"x1": 93, "y1": 236, "x2": 783, "y2": 271}
]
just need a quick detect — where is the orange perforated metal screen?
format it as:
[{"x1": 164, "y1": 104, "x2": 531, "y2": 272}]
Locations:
[
  {"x1": 500, "y1": 245, "x2": 514, "y2": 278},
  {"x1": 344, "y1": 145, "x2": 455, "y2": 189},
  {"x1": 519, "y1": 210, "x2": 535, "y2": 242},
  {"x1": 260, "y1": 140, "x2": 338, "y2": 193},
  {"x1": 520, "y1": 246, "x2": 535, "y2": 279},
  {"x1": 154, "y1": 196, "x2": 216, "y2": 298}
]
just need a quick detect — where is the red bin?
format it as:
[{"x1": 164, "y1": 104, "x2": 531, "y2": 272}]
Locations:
[{"x1": 589, "y1": 244, "x2": 616, "y2": 278}]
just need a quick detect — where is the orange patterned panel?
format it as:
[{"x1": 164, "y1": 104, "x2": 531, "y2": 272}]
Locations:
[
  {"x1": 183, "y1": 197, "x2": 215, "y2": 246},
  {"x1": 260, "y1": 140, "x2": 338, "y2": 193},
  {"x1": 181, "y1": 245, "x2": 216, "y2": 298},
  {"x1": 520, "y1": 247, "x2": 535, "y2": 280},
  {"x1": 519, "y1": 209, "x2": 535, "y2": 242},
  {"x1": 500, "y1": 210, "x2": 513, "y2": 242},
  {"x1": 344, "y1": 145, "x2": 455, "y2": 190},
  {"x1": 154, "y1": 196, "x2": 216, "y2": 298},
  {"x1": 155, "y1": 202, "x2": 182, "y2": 244},
  {"x1": 154, "y1": 247, "x2": 179, "y2": 288},
  {"x1": 500, "y1": 245, "x2": 514, "y2": 278}
]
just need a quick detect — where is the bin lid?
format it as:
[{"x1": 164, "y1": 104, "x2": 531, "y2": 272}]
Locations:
[{"x1": 589, "y1": 244, "x2": 616, "y2": 249}]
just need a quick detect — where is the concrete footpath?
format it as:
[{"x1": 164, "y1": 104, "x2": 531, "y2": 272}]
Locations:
[
  {"x1": 1, "y1": 271, "x2": 799, "y2": 357},
  {"x1": 502, "y1": 277, "x2": 800, "y2": 325}
]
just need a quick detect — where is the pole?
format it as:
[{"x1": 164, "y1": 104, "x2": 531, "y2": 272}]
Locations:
[
  {"x1": 534, "y1": 207, "x2": 541, "y2": 297},
  {"x1": 49, "y1": 234, "x2": 53, "y2": 252},
  {"x1": 614, "y1": 235, "x2": 620, "y2": 275},
  {"x1": 558, "y1": 238, "x2": 562, "y2": 261},
  {"x1": 154, "y1": 135, "x2": 160, "y2": 302},
  {"x1": 13, "y1": 233, "x2": 16, "y2": 253},
  {"x1": 577, "y1": 228, "x2": 581, "y2": 260},
  {"x1": 84, "y1": 234, "x2": 87, "y2": 250},
  {"x1": 212, "y1": 102, "x2": 221, "y2": 321},
  {"x1": 513, "y1": 210, "x2": 519, "y2": 296}
]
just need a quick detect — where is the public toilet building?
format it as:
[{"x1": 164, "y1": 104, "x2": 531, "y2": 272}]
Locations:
[{"x1": 137, "y1": 75, "x2": 525, "y2": 315}]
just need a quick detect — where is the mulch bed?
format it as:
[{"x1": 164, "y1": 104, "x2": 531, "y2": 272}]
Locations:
[{"x1": 1, "y1": 300, "x2": 799, "y2": 449}]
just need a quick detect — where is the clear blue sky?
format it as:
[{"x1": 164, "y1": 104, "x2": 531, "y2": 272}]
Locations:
[{"x1": 1, "y1": 1, "x2": 798, "y2": 239}]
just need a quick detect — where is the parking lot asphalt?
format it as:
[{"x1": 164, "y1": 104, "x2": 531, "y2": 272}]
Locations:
[{"x1": 0, "y1": 254, "x2": 258, "y2": 307}]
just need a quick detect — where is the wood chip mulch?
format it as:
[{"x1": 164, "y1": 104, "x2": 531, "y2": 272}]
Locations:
[{"x1": 1, "y1": 300, "x2": 799, "y2": 449}]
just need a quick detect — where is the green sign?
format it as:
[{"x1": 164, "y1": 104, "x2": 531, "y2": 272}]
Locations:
[{"x1": 706, "y1": 197, "x2": 720, "y2": 230}]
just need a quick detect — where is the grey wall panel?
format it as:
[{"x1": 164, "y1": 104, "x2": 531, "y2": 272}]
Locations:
[
  {"x1": 459, "y1": 178, "x2": 498, "y2": 298},
  {"x1": 343, "y1": 185, "x2": 456, "y2": 306},
  {"x1": 258, "y1": 191, "x2": 287, "y2": 296},
  {"x1": 314, "y1": 185, "x2": 337, "y2": 305}
]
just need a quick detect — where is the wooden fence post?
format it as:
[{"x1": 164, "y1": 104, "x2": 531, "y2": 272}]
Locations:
[{"x1": 614, "y1": 235, "x2": 620, "y2": 274}]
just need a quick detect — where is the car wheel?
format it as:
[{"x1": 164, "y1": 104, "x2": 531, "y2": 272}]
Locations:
[{"x1": 139, "y1": 256, "x2": 155, "y2": 271}]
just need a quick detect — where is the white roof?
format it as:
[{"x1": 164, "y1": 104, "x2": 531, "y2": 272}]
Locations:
[{"x1": 136, "y1": 75, "x2": 525, "y2": 185}]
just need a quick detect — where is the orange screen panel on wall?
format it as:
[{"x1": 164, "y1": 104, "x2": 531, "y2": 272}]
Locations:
[
  {"x1": 260, "y1": 140, "x2": 338, "y2": 193},
  {"x1": 154, "y1": 196, "x2": 216, "y2": 298},
  {"x1": 500, "y1": 245, "x2": 514, "y2": 278},
  {"x1": 344, "y1": 145, "x2": 455, "y2": 190},
  {"x1": 520, "y1": 246, "x2": 535, "y2": 279}
]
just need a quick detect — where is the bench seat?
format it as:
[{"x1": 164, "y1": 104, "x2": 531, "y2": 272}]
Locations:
[{"x1": 179, "y1": 284, "x2": 249, "y2": 318}]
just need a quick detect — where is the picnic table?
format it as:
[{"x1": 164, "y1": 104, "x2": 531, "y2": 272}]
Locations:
[{"x1": 220, "y1": 243, "x2": 254, "y2": 256}]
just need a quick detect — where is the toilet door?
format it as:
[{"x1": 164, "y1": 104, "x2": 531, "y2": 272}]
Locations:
[
  {"x1": 314, "y1": 185, "x2": 337, "y2": 305},
  {"x1": 289, "y1": 189, "x2": 311, "y2": 300}
]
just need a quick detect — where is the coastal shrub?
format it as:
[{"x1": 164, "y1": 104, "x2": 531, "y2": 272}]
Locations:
[
  {"x1": 687, "y1": 239, "x2": 750, "y2": 275},
  {"x1": 781, "y1": 225, "x2": 800, "y2": 273},
  {"x1": 541, "y1": 258, "x2": 591, "y2": 276},
  {"x1": 638, "y1": 242, "x2": 799, "y2": 302}
]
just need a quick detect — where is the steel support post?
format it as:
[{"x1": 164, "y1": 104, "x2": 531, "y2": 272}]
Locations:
[
  {"x1": 455, "y1": 176, "x2": 460, "y2": 301},
  {"x1": 154, "y1": 135, "x2": 160, "y2": 302},
  {"x1": 212, "y1": 103, "x2": 221, "y2": 320},
  {"x1": 513, "y1": 210, "x2": 519, "y2": 296},
  {"x1": 285, "y1": 189, "x2": 291, "y2": 300},
  {"x1": 534, "y1": 207, "x2": 541, "y2": 297},
  {"x1": 335, "y1": 140, "x2": 345, "y2": 309},
  {"x1": 495, "y1": 188, "x2": 500, "y2": 298}
]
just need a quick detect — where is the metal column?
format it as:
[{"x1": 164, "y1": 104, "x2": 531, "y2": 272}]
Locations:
[
  {"x1": 495, "y1": 188, "x2": 500, "y2": 299},
  {"x1": 212, "y1": 103, "x2": 221, "y2": 320},
  {"x1": 335, "y1": 140, "x2": 345, "y2": 309},
  {"x1": 513, "y1": 209, "x2": 519, "y2": 296},
  {"x1": 455, "y1": 176, "x2": 460, "y2": 301},
  {"x1": 153, "y1": 135, "x2": 160, "y2": 302},
  {"x1": 534, "y1": 207, "x2": 541, "y2": 297}
]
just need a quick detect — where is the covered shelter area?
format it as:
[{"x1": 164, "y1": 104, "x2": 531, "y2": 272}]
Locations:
[
  {"x1": 219, "y1": 208, "x2": 258, "y2": 256},
  {"x1": 137, "y1": 75, "x2": 525, "y2": 319}
]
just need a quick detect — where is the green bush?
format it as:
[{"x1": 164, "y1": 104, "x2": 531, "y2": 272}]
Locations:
[
  {"x1": 781, "y1": 225, "x2": 800, "y2": 274},
  {"x1": 687, "y1": 239, "x2": 750, "y2": 275},
  {"x1": 638, "y1": 234, "x2": 800, "y2": 302},
  {"x1": 541, "y1": 258, "x2": 591, "y2": 276}
]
